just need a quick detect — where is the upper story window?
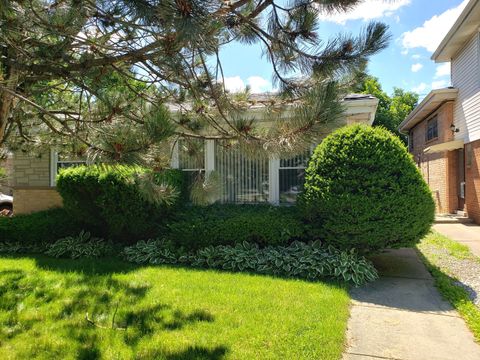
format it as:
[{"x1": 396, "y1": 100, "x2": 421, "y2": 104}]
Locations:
[
  {"x1": 409, "y1": 130, "x2": 414, "y2": 152},
  {"x1": 426, "y1": 116, "x2": 438, "y2": 142}
]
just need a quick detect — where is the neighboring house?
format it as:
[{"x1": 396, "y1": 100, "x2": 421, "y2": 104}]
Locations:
[
  {"x1": 400, "y1": 0, "x2": 480, "y2": 222},
  {"x1": 11, "y1": 94, "x2": 378, "y2": 214}
]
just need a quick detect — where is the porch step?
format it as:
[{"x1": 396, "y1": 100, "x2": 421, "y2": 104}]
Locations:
[{"x1": 435, "y1": 213, "x2": 474, "y2": 224}]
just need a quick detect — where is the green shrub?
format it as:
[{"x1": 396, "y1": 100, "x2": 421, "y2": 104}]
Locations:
[
  {"x1": 300, "y1": 124, "x2": 435, "y2": 253},
  {"x1": 0, "y1": 208, "x2": 83, "y2": 245},
  {"x1": 124, "y1": 240, "x2": 378, "y2": 286},
  {"x1": 56, "y1": 165, "x2": 186, "y2": 242},
  {"x1": 165, "y1": 204, "x2": 307, "y2": 250},
  {"x1": 45, "y1": 230, "x2": 113, "y2": 259}
]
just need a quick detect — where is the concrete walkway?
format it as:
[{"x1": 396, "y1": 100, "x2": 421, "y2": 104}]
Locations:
[
  {"x1": 434, "y1": 223, "x2": 480, "y2": 257},
  {"x1": 343, "y1": 248, "x2": 480, "y2": 360}
]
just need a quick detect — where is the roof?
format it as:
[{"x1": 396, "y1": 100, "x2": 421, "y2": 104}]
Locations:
[
  {"x1": 432, "y1": 0, "x2": 480, "y2": 62},
  {"x1": 399, "y1": 88, "x2": 458, "y2": 133},
  {"x1": 167, "y1": 93, "x2": 378, "y2": 112}
]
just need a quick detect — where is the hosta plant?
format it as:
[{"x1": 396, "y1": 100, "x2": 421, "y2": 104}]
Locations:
[
  {"x1": 123, "y1": 239, "x2": 178, "y2": 265},
  {"x1": 124, "y1": 240, "x2": 378, "y2": 286},
  {"x1": 45, "y1": 230, "x2": 113, "y2": 259}
]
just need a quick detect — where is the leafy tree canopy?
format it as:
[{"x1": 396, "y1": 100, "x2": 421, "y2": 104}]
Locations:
[
  {"x1": 0, "y1": 0, "x2": 390, "y2": 166},
  {"x1": 353, "y1": 75, "x2": 418, "y2": 141}
]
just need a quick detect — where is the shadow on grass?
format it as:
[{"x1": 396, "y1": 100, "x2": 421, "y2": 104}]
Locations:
[{"x1": 0, "y1": 257, "x2": 222, "y2": 359}]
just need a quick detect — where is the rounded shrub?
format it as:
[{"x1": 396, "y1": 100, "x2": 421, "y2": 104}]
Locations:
[
  {"x1": 56, "y1": 165, "x2": 186, "y2": 242},
  {"x1": 299, "y1": 124, "x2": 435, "y2": 253}
]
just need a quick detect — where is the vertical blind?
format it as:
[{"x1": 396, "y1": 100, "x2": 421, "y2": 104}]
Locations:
[{"x1": 215, "y1": 141, "x2": 269, "y2": 203}]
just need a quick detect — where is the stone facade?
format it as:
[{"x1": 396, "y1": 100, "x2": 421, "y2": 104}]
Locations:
[
  {"x1": 13, "y1": 151, "x2": 51, "y2": 187},
  {"x1": 11, "y1": 151, "x2": 63, "y2": 214},
  {"x1": 13, "y1": 187, "x2": 63, "y2": 215}
]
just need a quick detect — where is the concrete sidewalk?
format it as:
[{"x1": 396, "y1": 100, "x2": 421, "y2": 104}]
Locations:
[
  {"x1": 342, "y1": 248, "x2": 480, "y2": 360},
  {"x1": 434, "y1": 223, "x2": 480, "y2": 257}
]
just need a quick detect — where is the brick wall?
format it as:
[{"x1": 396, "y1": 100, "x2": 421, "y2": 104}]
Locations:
[
  {"x1": 13, "y1": 187, "x2": 63, "y2": 214},
  {"x1": 13, "y1": 151, "x2": 51, "y2": 187},
  {"x1": 465, "y1": 139, "x2": 480, "y2": 223},
  {"x1": 409, "y1": 102, "x2": 457, "y2": 214}
]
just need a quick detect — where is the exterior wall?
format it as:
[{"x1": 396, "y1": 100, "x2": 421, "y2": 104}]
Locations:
[
  {"x1": 452, "y1": 32, "x2": 480, "y2": 142},
  {"x1": 12, "y1": 151, "x2": 62, "y2": 214},
  {"x1": 409, "y1": 102, "x2": 457, "y2": 213},
  {"x1": 13, "y1": 187, "x2": 63, "y2": 215},
  {"x1": 13, "y1": 151, "x2": 51, "y2": 187},
  {"x1": 465, "y1": 139, "x2": 480, "y2": 223}
]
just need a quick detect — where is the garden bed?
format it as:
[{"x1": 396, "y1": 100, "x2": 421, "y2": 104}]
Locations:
[{"x1": 0, "y1": 255, "x2": 350, "y2": 359}]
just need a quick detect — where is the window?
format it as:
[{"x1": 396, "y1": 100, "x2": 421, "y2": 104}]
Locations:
[
  {"x1": 178, "y1": 138, "x2": 205, "y2": 187},
  {"x1": 408, "y1": 130, "x2": 414, "y2": 152},
  {"x1": 426, "y1": 116, "x2": 438, "y2": 142},
  {"x1": 279, "y1": 151, "x2": 310, "y2": 204},
  {"x1": 50, "y1": 150, "x2": 87, "y2": 186},
  {"x1": 215, "y1": 140, "x2": 269, "y2": 203}
]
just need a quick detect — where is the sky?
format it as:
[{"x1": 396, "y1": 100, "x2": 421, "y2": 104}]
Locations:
[{"x1": 218, "y1": 0, "x2": 469, "y2": 99}]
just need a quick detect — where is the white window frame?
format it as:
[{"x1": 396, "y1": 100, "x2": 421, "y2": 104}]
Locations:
[
  {"x1": 49, "y1": 149, "x2": 86, "y2": 186},
  {"x1": 171, "y1": 141, "x2": 310, "y2": 205}
]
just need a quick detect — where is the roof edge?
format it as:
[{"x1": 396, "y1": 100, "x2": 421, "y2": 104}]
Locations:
[
  {"x1": 399, "y1": 88, "x2": 458, "y2": 132},
  {"x1": 432, "y1": 0, "x2": 479, "y2": 62}
]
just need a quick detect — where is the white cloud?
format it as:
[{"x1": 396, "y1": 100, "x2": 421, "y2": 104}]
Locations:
[
  {"x1": 412, "y1": 54, "x2": 422, "y2": 60},
  {"x1": 401, "y1": 0, "x2": 469, "y2": 53},
  {"x1": 224, "y1": 76, "x2": 245, "y2": 93},
  {"x1": 412, "y1": 82, "x2": 428, "y2": 94},
  {"x1": 223, "y1": 76, "x2": 272, "y2": 93},
  {"x1": 435, "y1": 63, "x2": 451, "y2": 78},
  {"x1": 432, "y1": 80, "x2": 449, "y2": 89},
  {"x1": 247, "y1": 76, "x2": 271, "y2": 93},
  {"x1": 318, "y1": 0, "x2": 411, "y2": 24},
  {"x1": 411, "y1": 63, "x2": 423, "y2": 73}
]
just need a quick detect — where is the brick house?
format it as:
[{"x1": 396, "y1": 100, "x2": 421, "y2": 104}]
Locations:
[
  {"x1": 10, "y1": 94, "x2": 378, "y2": 214},
  {"x1": 400, "y1": 0, "x2": 480, "y2": 222}
]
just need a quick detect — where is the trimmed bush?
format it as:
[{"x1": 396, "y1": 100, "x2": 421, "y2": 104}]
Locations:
[
  {"x1": 123, "y1": 240, "x2": 378, "y2": 286},
  {"x1": 0, "y1": 208, "x2": 83, "y2": 245},
  {"x1": 300, "y1": 124, "x2": 435, "y2": 253},
  {"x1": 165, "y1": 204, "x2": 307, "y2": 250},
  {"x1": 56, "y1": 165, "x2": 186, "y2": 242}
]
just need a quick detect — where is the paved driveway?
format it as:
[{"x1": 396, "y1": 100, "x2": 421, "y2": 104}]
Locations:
[{"x1": 433, "y1": 223, "x2": 480, "y2": 257}]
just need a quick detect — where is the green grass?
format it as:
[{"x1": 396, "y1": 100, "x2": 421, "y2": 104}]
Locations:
[
  {"x1": 417, "y1": 231, "x2": 480, "y2": 341},
  {"x1": 0, "y1": 255, "x2": 350, "y2": 360}
]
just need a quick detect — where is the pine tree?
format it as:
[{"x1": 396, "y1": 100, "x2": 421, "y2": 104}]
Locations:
[{"x1": 0, "y1": 0, "x2": 390, "y2": 166}]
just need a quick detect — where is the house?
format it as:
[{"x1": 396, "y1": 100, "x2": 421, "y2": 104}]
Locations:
[
  {"x1": 400, "y1": 0, "x2": 480, "y2": 222},
  {"x1": 10, "y1": 94, "x2": 378, "y2": 214}
]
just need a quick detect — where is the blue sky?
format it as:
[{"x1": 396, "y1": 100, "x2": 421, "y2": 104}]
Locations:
[{"x1": 218, "y1": 0, "x2": 468, "y2": 99}]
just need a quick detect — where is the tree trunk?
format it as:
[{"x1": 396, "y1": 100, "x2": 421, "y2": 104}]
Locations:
[{"x1": 0, "y1": 68, "x2": 18, "y2": 145}]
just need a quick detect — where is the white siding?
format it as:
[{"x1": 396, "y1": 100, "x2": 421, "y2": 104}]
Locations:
[{"x1": 452, "y1": 33, "x2": 480, "y2": 142}]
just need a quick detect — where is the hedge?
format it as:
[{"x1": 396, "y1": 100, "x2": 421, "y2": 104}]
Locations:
[
  {"x1": 300, "y1": 124, "x2": 435, "y2": 253},
  {"x1": 0, "y1": 208, "x2": 83, "y2": 245},
  {"x1": 164, "y1": 204, "x2": 308, "y2": 250},
  {"x1": 56, "y1": 165, "x2": 186, "y2": 242}
]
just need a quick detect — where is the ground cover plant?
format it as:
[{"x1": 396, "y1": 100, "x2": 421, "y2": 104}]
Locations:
[
  {"x1": 0, "y1": 255, "x2": 350, "y2": 359},
  {"x1": 417, "y1": 232, "x2": 480, "y2": 341},
  {"x1": 124, "y1": 240, "x2": 378, "y2": 286},
  {"x1": 300, "y1": 124, "x2": 435, "y2": 253}
]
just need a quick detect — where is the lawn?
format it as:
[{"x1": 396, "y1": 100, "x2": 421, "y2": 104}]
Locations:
[
  {"x1": 0, "y1": 255, "x2": 350, "y2": 360},
  {"x1": 417, "y1": 231, "x2": 480, "y2": 341}
]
